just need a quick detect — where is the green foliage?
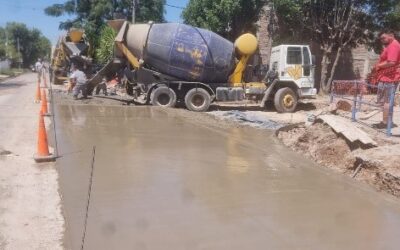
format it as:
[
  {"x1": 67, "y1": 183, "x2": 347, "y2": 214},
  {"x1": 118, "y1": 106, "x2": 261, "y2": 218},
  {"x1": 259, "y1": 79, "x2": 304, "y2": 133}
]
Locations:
[
  {"x1": 182, "y1": 0, "x2": 267, "y2": 40},
  {"x1": 136, "y1": 0, "x2": 166, "y2": 23},
  {"x1": 45, "y1": 0, "x2": 166, "y2": 60},
  {"x1": 382, "y1": 2, "x2": 400, "y2": 31},
  {"x1": 95, "y1": 26, "x2": 117, "y2": 65},
  {"x1": 273, "y1": 0, "x2": 399, "y2": 45},
  {"x1": 0, "y1": 23, "x2": 50, "y2": 67},
  {"x1": 0, "y1": 46, "x2": 5, "y2": 59}
]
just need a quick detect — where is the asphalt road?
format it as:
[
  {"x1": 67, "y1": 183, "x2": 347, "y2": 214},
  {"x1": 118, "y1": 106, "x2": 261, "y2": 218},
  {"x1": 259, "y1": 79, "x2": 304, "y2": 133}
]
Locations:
[{"x1": 52, "y1": 99, "x2": 400, "y2": 250}]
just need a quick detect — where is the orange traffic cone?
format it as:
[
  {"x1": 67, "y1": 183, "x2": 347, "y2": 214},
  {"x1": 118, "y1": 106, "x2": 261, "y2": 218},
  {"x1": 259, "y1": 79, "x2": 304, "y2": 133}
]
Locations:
[
  {"x1": 41, "y1": 89, "x2": 50, "y2": 116},
  {"x1": 35, "y1": 81, "x2": 41, "y2": 103},
  {"x1": 34, "y1": 111, "x2": 56, "y2": 163}
]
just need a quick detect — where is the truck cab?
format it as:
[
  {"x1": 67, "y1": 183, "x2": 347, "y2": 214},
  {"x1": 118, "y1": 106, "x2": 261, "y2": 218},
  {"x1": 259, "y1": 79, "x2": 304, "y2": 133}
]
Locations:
[{"x1": 265, "y1": 45, "x2": 317, "y2": 112}]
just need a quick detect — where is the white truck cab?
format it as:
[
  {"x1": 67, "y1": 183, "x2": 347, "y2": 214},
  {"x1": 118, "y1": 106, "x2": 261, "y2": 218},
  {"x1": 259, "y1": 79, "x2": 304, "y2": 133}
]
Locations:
[
  {"x1": 262, "y1": 45, "x2": 317, "y2": 112},
  {"x1": 270, "y1": 45, "x2": 317, "y2": 98}
]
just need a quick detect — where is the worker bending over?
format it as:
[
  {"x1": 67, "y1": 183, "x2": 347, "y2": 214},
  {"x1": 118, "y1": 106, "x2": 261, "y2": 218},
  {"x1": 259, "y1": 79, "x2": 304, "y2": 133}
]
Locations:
[{"x1": 69, "y1": 65, "x2": 88, "y2": 100}]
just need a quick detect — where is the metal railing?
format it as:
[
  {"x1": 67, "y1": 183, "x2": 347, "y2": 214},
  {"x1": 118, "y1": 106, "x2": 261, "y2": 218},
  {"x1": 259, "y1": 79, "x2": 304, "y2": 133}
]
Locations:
[{"x1": 330, "y1": 80, "x2": 398, "y2": 136}]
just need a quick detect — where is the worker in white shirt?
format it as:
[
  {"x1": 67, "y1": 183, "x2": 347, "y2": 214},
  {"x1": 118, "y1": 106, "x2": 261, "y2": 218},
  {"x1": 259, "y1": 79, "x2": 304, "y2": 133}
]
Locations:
[
  {"x1": 35, "y1": 59, "x2": 43, "y2": 81},
  {"x1": 69, "y1": 64, "x2": 88, "y2": 100}
]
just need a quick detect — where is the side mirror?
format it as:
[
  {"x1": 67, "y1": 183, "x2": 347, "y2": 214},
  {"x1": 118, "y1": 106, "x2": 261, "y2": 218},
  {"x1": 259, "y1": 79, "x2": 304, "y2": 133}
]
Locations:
[{"x1": 311, "y1": 55, "x2": 316, "y2": 65}]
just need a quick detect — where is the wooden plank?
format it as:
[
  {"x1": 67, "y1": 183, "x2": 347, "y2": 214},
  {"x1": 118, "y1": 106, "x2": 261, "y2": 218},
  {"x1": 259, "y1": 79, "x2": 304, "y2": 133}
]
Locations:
[{"x1": 319, "y1": 115, "x2": 377, "y2": 147}]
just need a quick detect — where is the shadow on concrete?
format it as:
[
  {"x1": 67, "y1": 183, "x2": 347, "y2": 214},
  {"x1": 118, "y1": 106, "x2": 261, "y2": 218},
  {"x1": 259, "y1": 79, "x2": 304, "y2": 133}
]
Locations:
[
  {"x1": 92, "y1": 95, "x2": 147, "y2": 106},
  {"x1": 209, "y1": 101, "x2": 317, "y2": 113},
  {"x1": 0, "y1": 81, "x2": 27, "y2": 89}
]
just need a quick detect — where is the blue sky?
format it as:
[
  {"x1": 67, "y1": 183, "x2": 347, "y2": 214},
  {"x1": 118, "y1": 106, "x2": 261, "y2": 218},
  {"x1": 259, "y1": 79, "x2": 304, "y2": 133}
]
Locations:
[{"x1": 0, "y1": 0, "x2": 188, "y2": 44}]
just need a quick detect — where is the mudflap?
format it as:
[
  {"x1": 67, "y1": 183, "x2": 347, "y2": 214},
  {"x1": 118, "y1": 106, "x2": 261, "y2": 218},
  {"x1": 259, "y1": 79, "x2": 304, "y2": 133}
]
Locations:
[{"x1": 260, "y1": 79, "x2": 278, "y2": 108}]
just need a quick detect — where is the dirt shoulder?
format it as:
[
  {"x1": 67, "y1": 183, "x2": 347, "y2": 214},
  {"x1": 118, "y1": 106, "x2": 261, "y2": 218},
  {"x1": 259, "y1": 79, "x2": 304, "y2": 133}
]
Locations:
[
  {"x1": 277, "y1": 122, "x2": 400, "y2": 196},
  {"x1": 274, "y1": 98, "x2": 400, "y2": 197},
  {"x1": 0, "y1": 73, "x2": 63, "y2": 249}
]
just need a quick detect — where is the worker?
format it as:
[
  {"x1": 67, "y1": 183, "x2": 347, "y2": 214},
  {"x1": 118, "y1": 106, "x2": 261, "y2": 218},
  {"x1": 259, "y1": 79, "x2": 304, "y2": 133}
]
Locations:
[
  {"x1": 69, "y1": 65, "x2": 88, "y2": 100},
  {"x1": 35, "y1": 59, "x2": 43, "y2": 81},
  {"x1": 95, "y1": 77, "x2": 108, "y2": 96},
  {"x1": 263, "y1": 64, "x2": 278, "y2": 85},
  {"x1": 373, "y1": 29, "x2": 400, "y2": 129}
]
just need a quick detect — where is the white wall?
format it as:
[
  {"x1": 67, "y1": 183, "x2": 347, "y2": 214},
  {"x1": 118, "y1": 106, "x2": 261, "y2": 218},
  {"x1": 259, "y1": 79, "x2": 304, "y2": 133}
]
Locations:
[{"x1": 0, "y1": 60, "x2": 11, "y2": 71}]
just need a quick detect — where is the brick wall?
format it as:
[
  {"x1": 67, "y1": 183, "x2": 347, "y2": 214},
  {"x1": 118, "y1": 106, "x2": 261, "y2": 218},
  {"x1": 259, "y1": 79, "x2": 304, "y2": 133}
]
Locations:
[
  {"x1": 334, "y1": 46, "x2": 379, "y2": 80},
  {"x1": 351, "y1": 46, "x2": 379, "y2": 79}
]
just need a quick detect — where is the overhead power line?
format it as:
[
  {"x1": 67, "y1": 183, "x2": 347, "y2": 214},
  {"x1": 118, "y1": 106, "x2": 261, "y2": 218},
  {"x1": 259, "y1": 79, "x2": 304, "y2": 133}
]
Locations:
[{"x1": 166, "y1": 3, "x2": 185, "y2": 10}]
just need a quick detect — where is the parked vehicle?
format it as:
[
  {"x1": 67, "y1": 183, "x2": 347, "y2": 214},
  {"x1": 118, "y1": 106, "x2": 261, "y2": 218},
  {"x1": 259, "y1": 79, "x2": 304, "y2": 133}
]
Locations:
[
  {"x1": 50, "y1": 29, "x2": 93, "y2": 85},
  {"x1": 88, "y1": 20, "x2": 317, "y2": 112}
]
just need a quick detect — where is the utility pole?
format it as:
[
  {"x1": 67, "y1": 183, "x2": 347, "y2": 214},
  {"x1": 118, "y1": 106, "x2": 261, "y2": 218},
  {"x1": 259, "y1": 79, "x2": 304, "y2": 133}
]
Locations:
[
  {"x1": 17, "y1": 37, "x2": 21, "y2": 69},
  {"x1": 5, "y1": 31, "x2": 8, "y2": 58}
]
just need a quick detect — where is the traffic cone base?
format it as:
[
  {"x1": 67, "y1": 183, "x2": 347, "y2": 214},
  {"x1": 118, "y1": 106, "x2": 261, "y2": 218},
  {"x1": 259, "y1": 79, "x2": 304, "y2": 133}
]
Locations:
[{"x1": 34, "y1": 153, "x2": 56, "y2": 163}]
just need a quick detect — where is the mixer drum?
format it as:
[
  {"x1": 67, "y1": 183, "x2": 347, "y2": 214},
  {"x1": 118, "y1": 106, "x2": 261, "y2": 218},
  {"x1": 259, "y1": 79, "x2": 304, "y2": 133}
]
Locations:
[{"x1": 143, "y1": 23, "x2": 236, "y2": 83}]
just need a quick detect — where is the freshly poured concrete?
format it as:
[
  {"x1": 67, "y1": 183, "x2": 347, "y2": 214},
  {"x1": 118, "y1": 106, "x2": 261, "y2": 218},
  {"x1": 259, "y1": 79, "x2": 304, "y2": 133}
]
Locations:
[{"x1": 55, "y1": 105, "x2": 400, "y2": 250}]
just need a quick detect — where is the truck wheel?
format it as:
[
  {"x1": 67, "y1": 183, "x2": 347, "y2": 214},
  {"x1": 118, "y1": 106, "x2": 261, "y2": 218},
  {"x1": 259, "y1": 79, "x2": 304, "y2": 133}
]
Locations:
[
  {"x1": 274, "y1": 87, "x2": 298, "y2": 113},
  {"x1": 151, "y1": 87, "x2": 177, "y2": 108},
  {"x1": 185, "y1": 88, "x2": 211, "y2": 112}
]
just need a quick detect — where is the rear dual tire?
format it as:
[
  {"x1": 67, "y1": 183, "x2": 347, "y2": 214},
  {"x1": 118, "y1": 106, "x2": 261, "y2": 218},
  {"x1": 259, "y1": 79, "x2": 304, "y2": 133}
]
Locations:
[
  {"x1": 185, "y1": 88, "x2": 211, "y2": 112},
  {"x1": 151, "y1": 87, "x2": 177, "y2": 108},
  {"x1": 150, "y1": 86, "x2": 212, "y2": 112}
]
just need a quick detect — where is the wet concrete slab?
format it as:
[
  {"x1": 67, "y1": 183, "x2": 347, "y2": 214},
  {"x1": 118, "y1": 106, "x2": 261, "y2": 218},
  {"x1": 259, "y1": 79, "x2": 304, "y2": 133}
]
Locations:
[{"x1": 55, "y1": 105, "x2": 400, "y2": 250}]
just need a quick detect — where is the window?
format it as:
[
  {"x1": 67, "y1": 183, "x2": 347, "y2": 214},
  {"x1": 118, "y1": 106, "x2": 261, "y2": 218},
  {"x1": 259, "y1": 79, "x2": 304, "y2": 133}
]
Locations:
[
  {"x1": 303, "y1": 47, "x2": 310, "y2": 65},
  {"x1": 287, "y1": 47, "x2": 302, "y2": 65},
  {"x1": 272, "y1": 61, "x2": 278, "y2": 71},
  {"x1": 303, "y1": 47, "x2": 311, "y2": 76}
]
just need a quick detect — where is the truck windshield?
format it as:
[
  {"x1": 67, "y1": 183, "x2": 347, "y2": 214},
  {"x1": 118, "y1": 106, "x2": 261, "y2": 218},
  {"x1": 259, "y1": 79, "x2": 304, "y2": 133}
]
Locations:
[{"x1": 287, "y1": 47, "x2": 302, "y2": 65}]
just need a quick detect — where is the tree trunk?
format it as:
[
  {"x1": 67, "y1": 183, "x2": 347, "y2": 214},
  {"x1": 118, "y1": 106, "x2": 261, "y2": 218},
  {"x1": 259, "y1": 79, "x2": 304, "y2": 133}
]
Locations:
[
  {"x1": 326, "y1": 47, "x2": 343, "y2": 92},
  {"x1": 319, "y1": 49, "x2": 331, "y2": 94}
]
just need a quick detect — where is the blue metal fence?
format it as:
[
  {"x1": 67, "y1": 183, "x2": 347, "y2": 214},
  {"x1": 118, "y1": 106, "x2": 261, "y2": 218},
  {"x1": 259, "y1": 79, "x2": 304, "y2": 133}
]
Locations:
[{"x1": 331, "y1": 80, "x2": 398, "y2": 136}]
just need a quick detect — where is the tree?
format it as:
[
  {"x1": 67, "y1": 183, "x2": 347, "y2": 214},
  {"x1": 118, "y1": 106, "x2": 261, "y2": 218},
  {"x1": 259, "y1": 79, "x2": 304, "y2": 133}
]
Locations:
[
  {"x1": 274, "y1": 0, "x2": 399, "y2": 93},
  {"x1": 1, "y1": 23, "x2": 50, "y2": 67},
  {"x1": 45, "y1": 0, "x2": 166, "y2": 59},
  {"x1": 182, "y1": 0, "x2": 267, "y2": 41},
  {"x1": 383, "y1": 2, "x2": 400, "y2": 31},
  {"x1": 0, "y1": 28, "x2": 20, "y2": 63},
  {"x1": 96, "y1": 26, "x2": 117, "y2": 65}
]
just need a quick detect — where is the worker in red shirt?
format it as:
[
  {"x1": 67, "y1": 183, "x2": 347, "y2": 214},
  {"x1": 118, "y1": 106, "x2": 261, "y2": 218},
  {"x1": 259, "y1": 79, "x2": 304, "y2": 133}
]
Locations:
[{"x1": 373, "y1": 30, "x2": 400, "y2": 128}]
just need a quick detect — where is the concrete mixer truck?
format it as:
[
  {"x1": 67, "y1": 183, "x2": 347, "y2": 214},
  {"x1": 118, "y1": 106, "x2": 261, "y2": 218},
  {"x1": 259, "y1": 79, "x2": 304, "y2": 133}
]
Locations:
[
  {"x1": 88, "y1": 20, "x2": 317, "y2": 113},
  {"x1": 50, "y1": 29, "x2": 93, "y2": 85}
]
